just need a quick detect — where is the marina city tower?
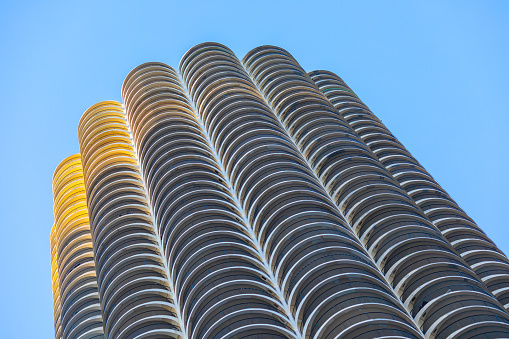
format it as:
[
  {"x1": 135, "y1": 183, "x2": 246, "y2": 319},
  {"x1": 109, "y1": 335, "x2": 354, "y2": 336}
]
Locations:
[{"x1": 50, "y1": 43, "x2": 509, "y2": 339}]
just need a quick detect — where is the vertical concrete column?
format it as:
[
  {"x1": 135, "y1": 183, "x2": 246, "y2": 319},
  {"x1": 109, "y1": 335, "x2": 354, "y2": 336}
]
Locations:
[
  {"x1": 50, "y1": 226, "x2": 63, "y2": 339},
  {"x1": 51, "y1": 154, "x2": 105, "y2": 338},
  {"x1": 121, "y1": 62, "x2": 297, "y2": 339},
  {"x1": 78, "y1": 102, "x2": 182, "y2": 339},
  {"x1": 180, "y1": 42, "x2": 423, "y2": 339},
  {"x1": 243, "y1": 45, "x2": 509, "y2": 338},
  {"x1": 308, "y1": 69, "x2": 509, "y2": 311}
]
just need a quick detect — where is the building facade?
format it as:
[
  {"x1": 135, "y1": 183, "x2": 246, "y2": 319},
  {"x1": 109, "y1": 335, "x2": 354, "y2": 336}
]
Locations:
[{"x1": 51, "y1": 43, "x2": 509, "y2": 339}]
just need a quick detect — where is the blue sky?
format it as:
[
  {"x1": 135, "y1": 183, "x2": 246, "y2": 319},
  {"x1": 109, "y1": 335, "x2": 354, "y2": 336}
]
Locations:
[{"x1": 1, "y1": 1, "x2": 508, "y2": 337}]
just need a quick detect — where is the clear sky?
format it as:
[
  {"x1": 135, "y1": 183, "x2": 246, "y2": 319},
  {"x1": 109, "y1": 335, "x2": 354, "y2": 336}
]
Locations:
[{"x1": 1, "y1": 1, "x2": 508, "y2": 337}]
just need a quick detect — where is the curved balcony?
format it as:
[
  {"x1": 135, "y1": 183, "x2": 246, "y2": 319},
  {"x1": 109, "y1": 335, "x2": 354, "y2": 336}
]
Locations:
[
  {"x1": 439, "y1": 318, "x2": 509, "y2": 339},
  {"x1": 309, "y1": 69, "x2": 509, "y2": 314},
  {"x1": 244, "y1": 45, "x2": 509, "y2": 337},
  {"x1": 78, "y1": 102, "x2": 181, "y2": 339},
  {"x1": 51, "y1": 154, "x2": 105, "y2": 338},
  {"x1": 311, "y1": 305, "x2": 421, "y2": 339},
  {"x1": 177, "y1": 42, "x2": 424, "y2": 338}
]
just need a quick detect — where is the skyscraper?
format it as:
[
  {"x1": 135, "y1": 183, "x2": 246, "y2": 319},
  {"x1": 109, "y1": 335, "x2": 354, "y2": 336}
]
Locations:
[{"x1": 51, "y1": 42, "x2": 509, "y2": 339}]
